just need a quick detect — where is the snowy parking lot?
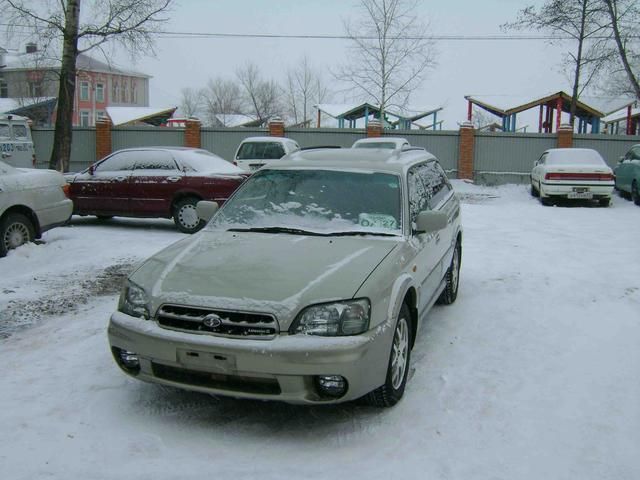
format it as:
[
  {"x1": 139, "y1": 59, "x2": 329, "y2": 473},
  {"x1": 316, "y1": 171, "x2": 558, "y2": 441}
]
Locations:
[{"x1": 1, "y1": 182, "x2": 639, "y2": 480}]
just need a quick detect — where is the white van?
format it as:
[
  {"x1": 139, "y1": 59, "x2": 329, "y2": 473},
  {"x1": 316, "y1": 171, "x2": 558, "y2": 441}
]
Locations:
[
  {"x1": 233, "y1": 136, "x2": 300, "y2": 171},
  {"x1": 0, "y1": 114, "x2": 36, "y2": 168}
]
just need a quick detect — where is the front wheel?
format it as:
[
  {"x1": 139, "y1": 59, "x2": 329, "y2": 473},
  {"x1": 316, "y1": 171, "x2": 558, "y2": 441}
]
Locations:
[
  {"x1": 438, "y1": 241, "x2": 461, "y2": 305},
  {"x1": 365, "y1": 303, "x2": 412, "y2": 408},
  {"x1": 173, "y1": 197, "x2": 205, "y2": 233},
  {"x1": 632, "y1": 181, "x2": 640, "y2": 206},
  {"x1": 0, "y1": 213, "x2": 36, "y2": 257}
]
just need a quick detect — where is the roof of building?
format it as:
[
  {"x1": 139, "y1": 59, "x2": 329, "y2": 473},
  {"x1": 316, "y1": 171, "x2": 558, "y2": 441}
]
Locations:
[
  {"x1": 0, "y1": 97, "x2": 57, "y2": 114},
  {"x1": 3, "y1": 50, "x2": 150, "y2": 78},
  {"x1": 214, "y1": 113, "x2": 261, "y2": 128},
  {"x1": 603, "y1": 106, "x2": 640, "y2": 124},
  {"x1": 106, "y1": 106, "x2": 177, "y2": 126}
]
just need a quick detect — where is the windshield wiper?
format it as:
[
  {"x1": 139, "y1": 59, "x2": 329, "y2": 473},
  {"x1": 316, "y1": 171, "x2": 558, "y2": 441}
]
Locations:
[
  {"x1": 325, "y1": 231, "x2": 399, "y2": 237},
  {"x1": 227, "y1": 227, "x2": 325, "y2": 236}
]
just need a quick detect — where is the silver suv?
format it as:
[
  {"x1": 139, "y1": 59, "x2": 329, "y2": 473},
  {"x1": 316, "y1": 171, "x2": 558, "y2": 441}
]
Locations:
[{"x1": 108, "y1": 147, "x2": 462, "y2": 407}]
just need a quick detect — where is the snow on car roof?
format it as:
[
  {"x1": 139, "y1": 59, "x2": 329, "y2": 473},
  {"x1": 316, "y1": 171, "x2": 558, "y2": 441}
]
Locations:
[
  {"x1": 353, "y1": 137, "x2": 410, "y2": 144},
  {"x1": 545, "y1": 148, "x2": 606, "y2": 165},
  {"x1": 239, "y1": 137, "x2": 297, "y2": 143},
  {"x1": 273, "y1": 148, "x2": 435, "y2": 174}
]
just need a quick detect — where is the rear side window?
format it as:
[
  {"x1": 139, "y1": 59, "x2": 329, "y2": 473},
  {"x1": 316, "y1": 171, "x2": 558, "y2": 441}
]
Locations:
[
  {"x1": 133, "y1": 150, "x2": 178, "y2": 171},
  {"x1": 408, "y1": 161, "x2": 452, "y2": 220},
  {"x1": 237, "y1": 142, "x2": 286, "y2": 160},
  {"x1": 12, "y1": 125, "x2": 28, "y2": 139},
  {"x1": 95, "y1": 151, "x2": 138, "y2": 172},
  {"x1": 0, "y1": 123, "x2": 9, "y2": 139}
]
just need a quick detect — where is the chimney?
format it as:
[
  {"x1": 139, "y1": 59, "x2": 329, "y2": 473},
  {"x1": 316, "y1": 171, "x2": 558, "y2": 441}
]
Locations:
[{"x1": 26, "y1": 43, "x2": 37, "y2": 54}]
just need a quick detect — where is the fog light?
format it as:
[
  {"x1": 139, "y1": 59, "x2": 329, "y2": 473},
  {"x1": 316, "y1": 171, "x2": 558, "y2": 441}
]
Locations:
[
  {"x1": 112, "y1": 347, "x2": 141, "y2": 375},
  {"x1": 315, "y1": 375, "x2": 348, "y2": 399}
]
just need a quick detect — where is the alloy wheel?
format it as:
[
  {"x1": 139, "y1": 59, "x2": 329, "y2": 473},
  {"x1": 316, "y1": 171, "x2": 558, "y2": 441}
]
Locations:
[
  {"x1": 3, "y1": 221, "x2": 30, "y2": 250},
  {"x1": 391, "y1": 317, "x2": 409, "y2": 390}
]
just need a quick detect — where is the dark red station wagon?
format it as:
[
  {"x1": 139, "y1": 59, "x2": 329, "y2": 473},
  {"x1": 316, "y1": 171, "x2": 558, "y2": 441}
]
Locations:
[{"x1": 65, "y1": 147, "x2": 249, "y2": 233}]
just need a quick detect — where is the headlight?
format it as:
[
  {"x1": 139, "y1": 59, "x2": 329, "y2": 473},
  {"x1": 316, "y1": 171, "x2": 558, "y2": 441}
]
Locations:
[
  {"x1": 118, "y1": 280, "x2": 150, "y2": 320},
  {"x1": 291, "y1": 299, "x2": 370, "y2": 336}
]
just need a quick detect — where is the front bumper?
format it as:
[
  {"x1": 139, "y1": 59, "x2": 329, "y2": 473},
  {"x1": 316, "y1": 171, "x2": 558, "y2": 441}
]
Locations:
[
  {"x1": 540, "y1": 182, "x2": 614, "y2": 198},
  {"x1": 37, "y1": 198, "x2": 73, "y2": 234},
  {"x1": 108, "y1": 311, "x2": 392, "y2": 404}
]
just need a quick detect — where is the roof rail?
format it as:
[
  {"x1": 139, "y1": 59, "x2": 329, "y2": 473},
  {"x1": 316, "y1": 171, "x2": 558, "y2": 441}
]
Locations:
[
  {"x1": 401, "y1": 147, "x2": 426, "y2": 152},
  {"x1": 300, "y1": 145, "x2": 343, "y2": 151}
]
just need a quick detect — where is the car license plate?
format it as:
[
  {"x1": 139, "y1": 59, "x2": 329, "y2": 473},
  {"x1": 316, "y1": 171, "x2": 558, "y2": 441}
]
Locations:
[
  {"x1": 177, "y1": 349, "x2": 237, "y2": 373},
  {"x1": 568, "y1": 191, "x2": 593, "y2": 199}
]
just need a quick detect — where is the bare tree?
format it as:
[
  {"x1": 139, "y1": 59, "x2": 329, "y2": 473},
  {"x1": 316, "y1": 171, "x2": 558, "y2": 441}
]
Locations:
[
  {"x1": 2, "y1": 0, "x2": 173, "y2": 171},
  {"x1": 236, "y1": 62, "x2": 282, "y2": 126},
  {"x1": 179, "y1": 87, "x2": 202, "y2": 119},
  {"x1": 602, "y1": 0, "x2": 640, "y2": 99},
  {"x1": 338, "y1": 0, "x2": 436, "y2": 123},
  {"x1": 285, "y1": 57, "x2": 330, "y2": 127},
  {"x1": 200, "y1": 77, "x2": 243, "y2": 126},
  {"x1": 503, "y1": 1, "x2": 610, "y2": 125}
]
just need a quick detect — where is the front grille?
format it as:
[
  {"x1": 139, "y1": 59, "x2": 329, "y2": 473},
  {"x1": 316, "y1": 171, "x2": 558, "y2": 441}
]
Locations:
[
  {"x1": 152, "y1": 363, "x2": 281, "y2": 395},
  {"x1": 156, "y1": 304, "x2": 278, "y2": 339}
]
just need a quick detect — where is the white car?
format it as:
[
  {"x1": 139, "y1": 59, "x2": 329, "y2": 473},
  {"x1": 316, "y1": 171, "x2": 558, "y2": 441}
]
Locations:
[
  {"x1": 352, "y1": 137, "x2": 411, "y2": 150},
  {"x1": 233, "y1": 137, "x2": 300, "y2": 171},
  {"x1": 0, "y1": 160, "x2": 73, "y2": 256},
  {"x1": 530, "y1": 148, "x2": 615, "y2": 207}
]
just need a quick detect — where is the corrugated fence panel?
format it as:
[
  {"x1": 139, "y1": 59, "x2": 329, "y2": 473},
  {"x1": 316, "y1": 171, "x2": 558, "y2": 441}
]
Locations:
[
  {"x1": 201, "y1": 128, "x2": 267, "y2": 161},
  {"x1": 398, "y1": 130, "x2": 459, "y2": 176},
  {"x1": 112, "y1": 127, "x2": 184, "y2": 152},
  {"x1": 32, "y1": 128, "x2": 95, "y2": 171},
  {"x1": 474, "y1": 132, "x2": 556, "y2": 184},
  {"x1": 574, "y1": 134, "x2": 638, "y2": 168}
]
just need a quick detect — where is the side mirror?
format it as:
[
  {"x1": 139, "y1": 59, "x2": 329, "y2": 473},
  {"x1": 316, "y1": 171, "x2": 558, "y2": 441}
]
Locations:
[
  {"x1": 619, "y1": 156, "x2": 625, "y2": 163},
  {"x1": 196, "y1": 200, "x2": 219, "y2": 222},
  {"x1": 415, "y1": 211, "x2": 448, "y2": 234},
  {"x1": 88, "y1": 164, "x2": 95, "y2": 175}
]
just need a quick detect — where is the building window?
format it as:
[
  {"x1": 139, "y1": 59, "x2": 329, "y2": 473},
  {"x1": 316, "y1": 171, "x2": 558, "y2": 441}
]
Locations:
[
  {"x1": 28, "y1": 81, "x2": 43, "y2": 97},
  {"x1": 96, "y1": 111, "x2": 107, "y2": 121},
  {"x1": 95, "y1": 83, "x2": 104, "y2": 103},
  {"x1": 122, "y1": 80, "x2": 128, "y2": 103},
  {"x1": 131, "y1": 80, "x2": 137, "y2": 104},
  {"x1": 79, "y1": 110, "x2": 90, "y2": 127},
  {"x1": 0, "y1": 80, "x2": 7, "y2": 98},
  {"x1": 80, "y1": 81, "x2": 90, "y2": 101}
]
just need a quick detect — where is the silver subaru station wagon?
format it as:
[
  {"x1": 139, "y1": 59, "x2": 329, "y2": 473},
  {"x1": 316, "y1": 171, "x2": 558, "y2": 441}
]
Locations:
[{"x1": 108, "y1": 147, "x2": 462, "y2": 407}]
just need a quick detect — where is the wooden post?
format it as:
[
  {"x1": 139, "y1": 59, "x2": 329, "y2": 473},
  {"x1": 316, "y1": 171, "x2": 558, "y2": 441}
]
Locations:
[
  {"x1": 458, "y1": 122, "x2": 475, "y2": 180},
  {"x1": 95, "y1": 118, "x2": 112, "y2": 160}
]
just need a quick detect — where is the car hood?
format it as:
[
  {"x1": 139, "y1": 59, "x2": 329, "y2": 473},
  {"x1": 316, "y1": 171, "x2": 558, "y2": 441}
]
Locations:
[{"x1": 131, "y1": 231, "x2": 399, "y2": 328}]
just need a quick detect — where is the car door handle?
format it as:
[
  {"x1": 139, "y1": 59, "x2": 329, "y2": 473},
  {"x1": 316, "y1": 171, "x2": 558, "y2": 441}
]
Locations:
[
  {"x1": 435, "y1": 233, "x2": 441, "y2": 244},
  {"x1": 166, "y1": 176, "x2": 181, "y2": 182},
  {"x1": 112, "y1": 176, "x2": 127, "y2": 182}
]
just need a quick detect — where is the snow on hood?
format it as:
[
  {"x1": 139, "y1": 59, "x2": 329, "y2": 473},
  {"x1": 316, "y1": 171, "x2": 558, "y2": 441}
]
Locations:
[
  {"x1": 1, "y1": 167, "x2": 66, "y2": 190},
  {"x1": 130, "y1": 230, "x2": 398, "y2": 328}
]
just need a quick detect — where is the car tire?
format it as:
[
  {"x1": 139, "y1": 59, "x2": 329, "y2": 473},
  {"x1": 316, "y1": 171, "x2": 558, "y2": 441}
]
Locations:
[
  {"x1": 530, "y1": 183, "x2": 539, "y2": 197},
  {"x1": 632, "y1": 181, "x2": 640, "y2": 206},
  {"x1": 437, "y1": 241, "x2": 461, "y2": 305},
  {"x1": 540, "y1": 195, "x2": 553, "y2": 206},
  {"x1": 0, "y1": 213, "x2": 35, "y2": 257},
  {"x1": 173, "y1": 197, "x2": 204, "y2": 234},
  {"x1": 365, "y1": 303, "x2": 412, "y2": 408},
  {"x1": 598, "y1": 197, "x2": 611, "y2": 207}
]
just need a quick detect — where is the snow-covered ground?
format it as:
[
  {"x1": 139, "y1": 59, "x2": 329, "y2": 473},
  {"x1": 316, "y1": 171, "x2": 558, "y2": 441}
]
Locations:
[{"x1": 1, "y1": 183, "x2": 639, "y2": 480}]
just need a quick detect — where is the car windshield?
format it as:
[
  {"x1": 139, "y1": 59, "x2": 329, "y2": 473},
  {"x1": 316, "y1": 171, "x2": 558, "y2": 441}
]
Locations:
[
  {"x1": 354, "y1": 142, "x2": 399, "y2": 149},
  {"x1": 547, "y1": 150, "x2": 606, "y2": 166},
  {"x1": 237, "y1": 142, "x2": 286, "y2": 160},
  {"x1": 209, "y1": 168, "x2": 402, "y2": 235},
  {"x1": 179, "y1": 150, "x2": 244, "y2": 174}
]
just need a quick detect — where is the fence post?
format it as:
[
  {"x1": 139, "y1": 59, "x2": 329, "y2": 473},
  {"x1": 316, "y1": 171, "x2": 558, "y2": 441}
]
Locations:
[
  {"x1": 184, "y1": 119, "x2": 201, "y2": 148},
  {"x1": 367, "y1": 119, "x2": 383, "y2": 138},
  {"x1": 95, "y1": 119, "x2": 112, "y2": 160},
  {"x1": 458, "y1": 122, "x2": 475, "y2": 180},
  {"x1": 557, "y1": 124, "x2": 573, "y2": 148},
  {"x1": 268, "y1": 117, "x2": 285, "y2": 137}
]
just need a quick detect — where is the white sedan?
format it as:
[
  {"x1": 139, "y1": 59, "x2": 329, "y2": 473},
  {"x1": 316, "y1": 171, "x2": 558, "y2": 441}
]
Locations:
[
  {"x1": 530, "y1": 148, "x2": 614, "y2": 207},
  {"x1": 0, "y1": 160, "x2": 73, "y2": 256}
]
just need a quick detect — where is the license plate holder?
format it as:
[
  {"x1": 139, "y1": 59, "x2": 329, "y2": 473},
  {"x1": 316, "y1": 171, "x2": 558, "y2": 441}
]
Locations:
[{"x1": 177, "y1": 349, "x2": 237, "y2": 373}]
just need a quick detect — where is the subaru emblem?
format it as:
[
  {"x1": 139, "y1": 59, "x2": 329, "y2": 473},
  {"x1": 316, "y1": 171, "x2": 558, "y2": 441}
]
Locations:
[{"x1": 202, "y1": 313, "x2": 222, "y2": 328}]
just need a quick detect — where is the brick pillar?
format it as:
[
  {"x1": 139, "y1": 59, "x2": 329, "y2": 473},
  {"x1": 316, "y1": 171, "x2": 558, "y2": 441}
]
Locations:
[
  {"x1": 557, "y1": 124, "x2": 573, "y2": 148},
  {"x1": 268, "y1": 117, "x2": 285, "y2": 137},
  {"x1": 184, "y1": 119, "x2": 201, "y2": 148},
  {"x1": 95, "y1": 119, "x2": 112, "y2": 160},
  {"x1": 366, "y1": 119, "x2": 383, "y2": 138},
  {"x1": 458, "y1": 122, "x2": 475, "y2": 180}
]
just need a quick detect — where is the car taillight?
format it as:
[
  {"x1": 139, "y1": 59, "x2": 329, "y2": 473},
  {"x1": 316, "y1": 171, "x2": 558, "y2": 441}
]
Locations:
[
  {"x1": 62, "y1": 184, "x2": 71, "y2": 197},
  {"x1": 545, "y1": 172, "x2": 614, "y2": 181}
]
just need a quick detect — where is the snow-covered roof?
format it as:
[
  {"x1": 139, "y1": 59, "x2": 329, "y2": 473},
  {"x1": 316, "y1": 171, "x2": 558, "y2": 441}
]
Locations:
[
  {"x1": 315, "y1": 103, "x2": 443, "y2": 124},
  {"x1": 466, "y1": 91, "x2": 605, "y2": 117},
  {"x1": 0, "y1": 97, "x2": 56, "y2": 114},
  {"x1": 603, "y1": 107, "x2": 640, "y2": 124},
  {"x1": 0, "y1": 113, "x2": 29, "y2": 121},
  {"x1": 580, "y1": 96, "x2": 636, "y2": 116},
  {"x1": 106, "y1": 106, "x2": 177, "y2": 126},
  {"x1": 315, "y1": 104, "x2": 362, "y2": 118},
  {"x1": 3, "y1": 51, "x2": 150, "y2": 78}
]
